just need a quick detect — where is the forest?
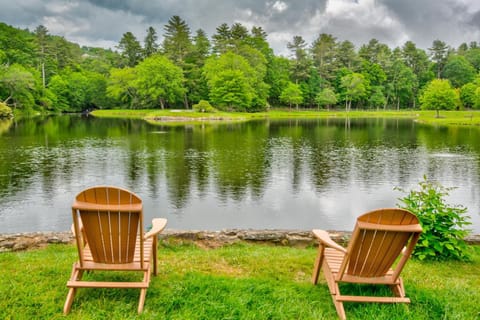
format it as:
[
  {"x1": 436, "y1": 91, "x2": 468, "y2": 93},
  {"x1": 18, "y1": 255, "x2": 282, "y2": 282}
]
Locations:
[{"x1": 1, "y1": 15, "x2": 480, "y2": 115}]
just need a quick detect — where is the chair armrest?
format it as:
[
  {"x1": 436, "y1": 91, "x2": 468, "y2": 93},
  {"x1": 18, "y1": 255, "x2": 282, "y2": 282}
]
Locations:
[
  {"x1": 144, "y1": 218, "x2": 167, "y2": 239},
  {"x1": 312, "y1": 229, "x2": 347, "y2": 253}
]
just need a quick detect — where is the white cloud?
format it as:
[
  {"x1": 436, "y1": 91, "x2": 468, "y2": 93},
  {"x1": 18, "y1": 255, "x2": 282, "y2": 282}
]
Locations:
[{"x1": 271, "y1": 1, "x2": 288, "y2": 13}]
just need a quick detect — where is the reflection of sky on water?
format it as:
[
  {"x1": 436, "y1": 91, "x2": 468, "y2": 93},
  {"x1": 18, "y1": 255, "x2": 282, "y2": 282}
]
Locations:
[{"x1": 0, "y1": 117, "x2": 479, "y2": 233}]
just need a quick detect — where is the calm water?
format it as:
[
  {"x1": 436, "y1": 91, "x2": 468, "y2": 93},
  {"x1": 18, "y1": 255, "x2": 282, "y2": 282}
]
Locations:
[{"x1": 0, "y1": 115, "x2": 479, "y2": 233}]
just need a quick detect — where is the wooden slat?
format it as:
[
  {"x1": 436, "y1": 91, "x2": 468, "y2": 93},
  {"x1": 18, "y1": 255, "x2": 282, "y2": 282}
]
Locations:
[
  {"x1": 72, "y1": 202, "x2": 142, "y2": 212},
  {"x1": 357, "y1": 221, "x2": 422, "y2": 232},
  {"x1": 67, "y1": 281, "x2": 149, "y2": 289},
  {"x1": 336, "y1": 296, "x2": 410, "y2": 303}
]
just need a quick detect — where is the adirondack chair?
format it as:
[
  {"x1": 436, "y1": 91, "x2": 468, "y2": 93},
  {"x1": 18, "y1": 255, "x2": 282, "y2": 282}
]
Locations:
[
  {"x1": 63, "y1": 186, "x2": 167, "y2": 314},
  {"x1": 312, "y1": 208, "x2": 422, "y2": 319}
]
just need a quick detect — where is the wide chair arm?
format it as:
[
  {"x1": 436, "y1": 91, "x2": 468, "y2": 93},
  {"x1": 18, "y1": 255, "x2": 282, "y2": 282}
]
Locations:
[
  {"x1": 312, "y1": 229, "x2": 347, "y2": 253},
  {"x1": 144, "y1": 218, "x2": 167, "y2": 239}
]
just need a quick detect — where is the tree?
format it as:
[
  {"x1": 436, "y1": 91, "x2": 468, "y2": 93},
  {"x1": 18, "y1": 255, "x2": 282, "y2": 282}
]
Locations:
[
  {"x1": 474, "y1": 87, "x2": 480, "y2": 109},
  {"x1": 429, "y1": 40, "x2": 449, "y2": 78},
  {"x1": 420, "y1": 79, "x2": 459, "y2": 117},
  {"x1": 315, "y1": 87, "x2": 337, "y2": 109},
  {"x1": 368, "y1": 86, "x2": 386, "y2": 110},
  {"x1": 311, "y1": 33, "x2": 337, "y2": 80},
  {"x1": 107, "y1": 67, "x2": 138, "y2": 108},
  {"x1": 208, "y1": 69, "x2": 254, "y2": 110},
  {"x1": 47, "y1": 74, "x2": 69, "y2": 110},
  {"x1": 442, "y1": 55, "x2": 476, "y2": 88},
  {"x1": 340, "y1": 73, "x2": 367, "y2": 111},
  {"x1": 212, "y1": 23, "x2": 232, "y2": 54},
  {"x1": 143, "y1": 26, "x2": 159, "y2": 57},
  {"x1": 386, "y1": 59, "x2": 417, "y2": 109},
  {"x1": 460, "y1": 82, "x2": 478, "y2": 109},
  {"x1": 287, "y1": 35, "x2": 311, "y2": 83},
  {"x1": 337, "y1": 40, "x2": 359, "y2": 70},
  {"x1": 464, "y1": 48, "x2": 480, "y2": 71},
  {"x1": 184, "y1": 29, "x2": 211, "y2": 104},
  {"x1": 359, "y1": 38, "x2": 391, "y2": 68},
  {"x1": 134, "y1": 55, "x2": 186, "y2": 109},
  {"x1": 162, "y1": 16, "x2": 192, "y2": 108},
  {"x1": 266, "y1": 56, "x2": 291, "y2": 106},
  {"x1": 280, "y1": 82, "x2": 303, "y2": 109},
  {"x1": 34, "y1": 25, "x2": 48, "y2": 88},
  {"x1": 203, "y1": 52, "x2": 256, "y2": 111},
  {"x1": 0, "y1": 64, "x2": 35, "y2": 109},
  {"x1": 236, "y1": 45, "x2": 269, "y2": 109},
  {"x1": 117, "y1": 32, "x2": 142, "y2": 67},
  {"x1": 163, "y1": 15, "x2": 192, "y2": 65}
]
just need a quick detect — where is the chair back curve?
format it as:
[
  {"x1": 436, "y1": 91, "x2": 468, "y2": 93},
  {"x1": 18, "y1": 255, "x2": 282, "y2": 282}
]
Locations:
[
  {"x1": 72, "y1": 186, "x2": 144, "y2": 265},
  {"x1": 345, "y1": 208, "x2": 422, "y2": 278}
]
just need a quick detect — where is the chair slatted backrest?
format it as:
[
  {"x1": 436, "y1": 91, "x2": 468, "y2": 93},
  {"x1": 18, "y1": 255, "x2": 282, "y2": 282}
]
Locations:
[
  {"x1": 342, "y1": 209, "x2": 421, "y2": 279},
  {"x1": 72, "y1": 186, "x2": 144, "y2": 265}
]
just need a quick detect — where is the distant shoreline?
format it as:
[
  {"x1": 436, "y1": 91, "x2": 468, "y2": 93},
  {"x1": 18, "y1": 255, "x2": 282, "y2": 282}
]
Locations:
[
  {"x1": 1, "y1": 230, "x2": 479, "y2": 252},
  {"x1": 90, "y1": 109, "x2": 480, "y2": 127}
]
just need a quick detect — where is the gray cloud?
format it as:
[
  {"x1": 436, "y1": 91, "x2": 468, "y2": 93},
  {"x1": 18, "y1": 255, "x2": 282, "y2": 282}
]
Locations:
[{"x1": 0, "y1": 0, "x2": 479, "y2": 54}]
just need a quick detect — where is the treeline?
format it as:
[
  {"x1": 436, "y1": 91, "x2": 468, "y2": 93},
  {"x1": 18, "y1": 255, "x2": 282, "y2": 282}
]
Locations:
[{"x1": 1, "y1": 16, "x2": 480, "y2": 114}]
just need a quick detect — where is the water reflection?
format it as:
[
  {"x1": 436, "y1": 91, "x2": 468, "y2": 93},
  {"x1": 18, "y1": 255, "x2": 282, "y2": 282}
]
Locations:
[{"x1": 0, "y1": 116, "x2": 479, "y2": 233}]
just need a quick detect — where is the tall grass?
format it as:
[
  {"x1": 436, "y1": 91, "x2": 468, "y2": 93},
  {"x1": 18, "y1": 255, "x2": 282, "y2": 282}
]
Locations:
[{"x1": 0, "y1": 241, "x2": 478, "y2": 319}]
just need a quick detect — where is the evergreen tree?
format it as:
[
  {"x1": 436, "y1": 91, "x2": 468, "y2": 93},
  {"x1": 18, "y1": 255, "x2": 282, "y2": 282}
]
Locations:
[
  {"x1": 34, "y1": 25, "x2": 48, "y2": 88},
  {"x1": 287, "y1": 35, "x2": 310, "y2": 83},
  {"x1": 212, "y1": 23, "x2": 231, "y2": 54},
  {"x1": 429, "y1": 40, "x2": 449, "y2": 78},
  {"x1": 311, "y1": 33, "x2": 337, "y2": 80},
  {"x1": 162, "y1": 15, "x2": 192, "y2": 65},
  {"x1": 143, "y1": 26, "x2": 159, "y2": 57},
  {"x1": 117, "y1": 32, "x2": 142, "y2": 67}
]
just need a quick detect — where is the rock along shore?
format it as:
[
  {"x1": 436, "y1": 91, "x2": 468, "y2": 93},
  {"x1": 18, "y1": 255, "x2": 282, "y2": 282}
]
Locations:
[{"x1": 0, "y1": 230, "x2": 479, "y2": 252}]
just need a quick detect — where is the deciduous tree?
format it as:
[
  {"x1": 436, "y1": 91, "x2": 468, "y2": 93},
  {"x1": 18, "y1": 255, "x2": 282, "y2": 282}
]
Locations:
[
  {"x1": 315, "y1": 87, "x2": 337, "y2": 109},
  {"x1": 340, "y1": 73, "x2": 366, "y2": 111},
  {"x1": 280, "y1": 82, "x2": 303, "y2": 109},
  {"x1": 420, "y1": 79, "x2": 459, "y2": 117},
  {"x1": 134, "y1": 55, "x2": 186, "y2": 109}
]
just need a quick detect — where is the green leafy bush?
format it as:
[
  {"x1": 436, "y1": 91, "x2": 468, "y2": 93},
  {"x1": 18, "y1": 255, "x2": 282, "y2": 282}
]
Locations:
[
  {"x1": 0, "y1": 102, "x2": 13, "y2": 118},
  {"x1": 193, "y1": 100, "x2": 217, "y2": 113},
  {"x1": 396, "y1": 176, "x2": 471, "y2": 261}
]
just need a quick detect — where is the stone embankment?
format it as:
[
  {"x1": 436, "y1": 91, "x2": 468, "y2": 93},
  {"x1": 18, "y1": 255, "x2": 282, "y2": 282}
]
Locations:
[{"x1": 0, "y1": 230, "x2": 479, "y2": 252}]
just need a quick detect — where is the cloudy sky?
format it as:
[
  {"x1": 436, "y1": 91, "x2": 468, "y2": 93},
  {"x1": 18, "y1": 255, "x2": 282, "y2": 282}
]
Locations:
[{"x1": 1, "y1": 0, "x2": 480, "y2": 55}]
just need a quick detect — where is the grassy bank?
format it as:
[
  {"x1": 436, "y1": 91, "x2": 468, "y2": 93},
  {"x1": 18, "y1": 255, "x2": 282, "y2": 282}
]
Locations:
[
  {"x1": 0, "y1": 241, "x2": 479, "y2": 319},
  {"x1": 90, "y1": 109, "x2": 480, "y2": 127}
]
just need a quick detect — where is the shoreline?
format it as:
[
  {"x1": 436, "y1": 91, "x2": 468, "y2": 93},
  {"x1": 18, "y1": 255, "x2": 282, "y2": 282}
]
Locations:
[{"x1": 1, "y1": 229, "x2": 479, "y2": 252}]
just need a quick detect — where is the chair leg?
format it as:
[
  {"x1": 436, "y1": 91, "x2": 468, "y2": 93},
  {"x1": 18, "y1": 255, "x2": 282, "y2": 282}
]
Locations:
[
  {"x1": 138, "y1": 288, "x2": 147, "y2": 313},
  {"x1": 63, "y1": 288, "x2": 76, "y2": 314},
  {"x1": 312, "y1": 244, "x2": 325, "y2": 284},
  {"x1": 322, "y1": 261, "x2": 346, "y2": 319},
  {"x1": 153, "y1": 236, "x2": 158, "y2": 276},
  {"x1": 333, "y1": 295, "x2": 347, "y2": 320},
  {"x1": 63, "y1": 264, "x2": 84, "y2": 315},
  {"x1": 390, "y1": 278, "x2": 406, "y2": 297}
]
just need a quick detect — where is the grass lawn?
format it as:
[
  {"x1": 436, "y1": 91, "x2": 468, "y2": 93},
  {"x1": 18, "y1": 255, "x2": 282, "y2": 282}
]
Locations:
[
  {"x1": 0, "y1": 241, "x2": 479, "y2": 319},
  {"x1": 90, "y1": 109, "x2": 480, "y2": 127}
]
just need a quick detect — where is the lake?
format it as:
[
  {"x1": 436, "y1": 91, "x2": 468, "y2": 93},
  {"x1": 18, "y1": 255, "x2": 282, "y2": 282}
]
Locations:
[{"x1": 0, "y1": 115, "x2": 479, "y2": 233}]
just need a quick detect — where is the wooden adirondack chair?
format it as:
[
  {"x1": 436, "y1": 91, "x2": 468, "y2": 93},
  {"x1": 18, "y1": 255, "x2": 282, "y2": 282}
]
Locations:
[
  {"x1": 63, "y1": 186, "x2": 167, "y2": 314},
  {"x1": 312, "y1": 208, "x2": 422, "y2": 319}
]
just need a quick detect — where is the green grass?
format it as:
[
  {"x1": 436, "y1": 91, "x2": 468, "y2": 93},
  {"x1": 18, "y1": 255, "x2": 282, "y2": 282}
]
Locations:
[
  {"x1": 91, "y1": 109, "x2": 480, "y2": 127},
  {"x1": 0, "y1": 241, "x2": 479, "y2": 319}
]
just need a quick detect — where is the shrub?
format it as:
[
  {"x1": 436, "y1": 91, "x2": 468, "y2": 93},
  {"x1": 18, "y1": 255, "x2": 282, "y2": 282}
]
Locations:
[
  {"x1": 0, "y1": 102, "x2": 13, "y2": 118},
  {"x1": 396, "y1": 176, "x2": 472, "y2": 261},
  {"x1": 193, "y1": 100, "x2": 217, "y2": 113}
]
